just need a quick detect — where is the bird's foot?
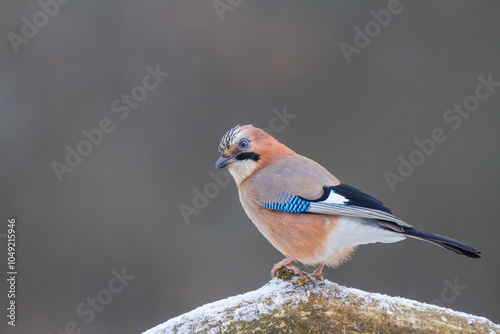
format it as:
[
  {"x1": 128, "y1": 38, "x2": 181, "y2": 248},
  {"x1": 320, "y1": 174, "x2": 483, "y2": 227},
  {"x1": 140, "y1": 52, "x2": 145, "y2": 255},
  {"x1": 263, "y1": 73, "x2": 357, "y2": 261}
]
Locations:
[
  {"x1": 271, "y1": 257, "x2": 302, "y2": 279},
  {"x1": 295, "y1": 274, "x2": 314, "y2": 286},
  {"x1": 272, "y1": 259, "x2": 325, "y2": 285},
  {"x1": 310, "y1": 262, "x2": 325, "y2": 282}
]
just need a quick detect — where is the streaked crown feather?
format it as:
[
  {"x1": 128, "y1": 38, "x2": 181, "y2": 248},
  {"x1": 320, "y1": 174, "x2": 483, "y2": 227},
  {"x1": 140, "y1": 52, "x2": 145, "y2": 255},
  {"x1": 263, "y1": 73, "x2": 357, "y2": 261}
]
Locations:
[{"x1": 217, "y1": 124, "x2": 245, "y2": 155}]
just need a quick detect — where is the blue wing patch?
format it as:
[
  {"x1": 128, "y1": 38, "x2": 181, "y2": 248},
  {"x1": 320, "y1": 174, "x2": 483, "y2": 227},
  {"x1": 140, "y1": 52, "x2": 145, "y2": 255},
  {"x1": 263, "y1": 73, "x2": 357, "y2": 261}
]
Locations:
[{"x1": 262, "y1": 195, "x2": 311, "y2": 213}]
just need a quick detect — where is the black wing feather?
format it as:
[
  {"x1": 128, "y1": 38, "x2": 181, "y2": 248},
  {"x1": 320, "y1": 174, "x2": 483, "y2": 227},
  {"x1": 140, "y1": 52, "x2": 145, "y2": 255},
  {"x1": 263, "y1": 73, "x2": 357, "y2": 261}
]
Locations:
[{"x1": 308, "y1": 184, "x2": 393, "y2": 214}]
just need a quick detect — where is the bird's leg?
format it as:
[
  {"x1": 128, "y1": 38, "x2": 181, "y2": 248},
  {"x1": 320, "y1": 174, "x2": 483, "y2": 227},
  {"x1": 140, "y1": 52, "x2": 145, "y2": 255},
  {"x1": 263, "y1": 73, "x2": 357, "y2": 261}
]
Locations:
[
  {"x1": 271, "y1": 257, "x2": 302, "y2": 278},
  {"x1": 310, "y1": 262, "x2": 325, "y2": 281}
]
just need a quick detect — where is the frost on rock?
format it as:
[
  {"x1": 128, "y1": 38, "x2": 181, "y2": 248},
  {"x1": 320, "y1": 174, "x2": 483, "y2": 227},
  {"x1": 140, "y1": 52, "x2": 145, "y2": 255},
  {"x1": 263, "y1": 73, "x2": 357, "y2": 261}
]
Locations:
[
  {"x1": 143, "y1": 278, "x2": 305, "y2": 334},
  {"x1": 143, "y1": 274, "x2": 500, "y2": 334}
]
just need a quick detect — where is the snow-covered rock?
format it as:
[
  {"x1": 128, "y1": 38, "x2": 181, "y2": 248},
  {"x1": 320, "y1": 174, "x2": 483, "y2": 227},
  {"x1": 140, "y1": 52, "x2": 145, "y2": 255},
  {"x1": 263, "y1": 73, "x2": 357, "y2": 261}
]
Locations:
[{"x1": 143, "y1": 275, "x2": 500, "y2": 333}]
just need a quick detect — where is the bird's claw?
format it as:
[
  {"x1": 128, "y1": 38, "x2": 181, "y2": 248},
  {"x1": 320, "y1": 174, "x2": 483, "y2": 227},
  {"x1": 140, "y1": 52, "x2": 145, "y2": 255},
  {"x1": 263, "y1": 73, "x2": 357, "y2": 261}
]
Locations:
[
  {"x1": 310, "y1": 271, "x2": 325, "y2": 282},
  {"x1": 272, "y1": 258, "x2": 325, "y2": 285},
  {"x1": 296, "y1": 272, "x2": 324, "y2": 285},
  {"x1": 310, "y1": 262, "x2": 325, "y2": 282},
  {"x1": 271, "y1": 257, "x2": 302, "y2": 278}
]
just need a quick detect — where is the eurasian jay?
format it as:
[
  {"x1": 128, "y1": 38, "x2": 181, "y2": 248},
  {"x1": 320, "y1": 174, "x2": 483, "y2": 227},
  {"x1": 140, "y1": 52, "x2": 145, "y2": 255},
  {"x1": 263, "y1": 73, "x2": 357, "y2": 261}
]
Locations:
[{"x1": 215, "y1": 124, "x2": 481, "y2": 280}]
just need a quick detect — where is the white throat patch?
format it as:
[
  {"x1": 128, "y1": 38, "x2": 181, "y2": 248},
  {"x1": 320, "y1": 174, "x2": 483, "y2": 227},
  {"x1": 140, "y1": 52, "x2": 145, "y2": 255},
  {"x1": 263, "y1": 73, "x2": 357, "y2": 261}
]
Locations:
[{"x1": 228, "y1": 160, "x2": 257, "y2": 185}]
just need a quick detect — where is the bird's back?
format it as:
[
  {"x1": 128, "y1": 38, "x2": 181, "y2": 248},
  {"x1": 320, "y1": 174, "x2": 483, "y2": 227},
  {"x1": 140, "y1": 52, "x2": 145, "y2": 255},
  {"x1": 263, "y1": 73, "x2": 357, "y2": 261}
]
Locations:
[{"x1": 245, "y1": 154, "x2": 341, "y2": 204}]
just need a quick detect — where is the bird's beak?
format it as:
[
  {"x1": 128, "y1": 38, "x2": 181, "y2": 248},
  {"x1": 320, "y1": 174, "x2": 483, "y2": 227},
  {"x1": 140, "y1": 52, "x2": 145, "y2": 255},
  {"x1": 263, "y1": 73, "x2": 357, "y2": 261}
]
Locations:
[{"x1": 215, "y1": 153, "x2": 238, "y2": 169}]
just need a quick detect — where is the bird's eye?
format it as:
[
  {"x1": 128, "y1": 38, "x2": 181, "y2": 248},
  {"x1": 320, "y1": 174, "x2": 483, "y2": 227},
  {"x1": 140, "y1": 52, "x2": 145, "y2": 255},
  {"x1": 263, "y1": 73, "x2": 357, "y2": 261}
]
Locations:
[{"x1": 239, "y1": 140, "x2": 249, "y2": 149}]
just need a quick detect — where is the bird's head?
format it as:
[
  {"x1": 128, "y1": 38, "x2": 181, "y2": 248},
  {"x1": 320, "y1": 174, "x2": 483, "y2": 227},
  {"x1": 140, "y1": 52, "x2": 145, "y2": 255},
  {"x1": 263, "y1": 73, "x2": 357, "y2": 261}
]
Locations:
[{"x1": 215, "y1": 124, "x2": 292, "y2": 185}]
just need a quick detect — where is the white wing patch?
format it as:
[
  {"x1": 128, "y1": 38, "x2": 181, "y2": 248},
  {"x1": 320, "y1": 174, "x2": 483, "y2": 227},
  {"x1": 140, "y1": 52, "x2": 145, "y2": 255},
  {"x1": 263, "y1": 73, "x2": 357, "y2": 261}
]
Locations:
[{"x1": 322, "y1": 190, "x2": 349, "y2": 205}]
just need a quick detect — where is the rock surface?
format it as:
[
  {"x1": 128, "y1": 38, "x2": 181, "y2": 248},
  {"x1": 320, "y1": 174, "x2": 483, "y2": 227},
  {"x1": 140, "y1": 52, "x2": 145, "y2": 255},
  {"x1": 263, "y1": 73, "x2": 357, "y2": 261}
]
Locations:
[{"x1": 143, "y1": 272, "x2": 500, "y2": 333}]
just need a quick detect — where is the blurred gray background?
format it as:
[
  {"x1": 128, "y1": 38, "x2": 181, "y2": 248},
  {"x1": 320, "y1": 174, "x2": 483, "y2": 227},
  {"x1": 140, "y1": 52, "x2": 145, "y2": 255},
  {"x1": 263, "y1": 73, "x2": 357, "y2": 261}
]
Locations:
[{"x1": 1, "y1": 1, "x2": 499, "y2": 333}]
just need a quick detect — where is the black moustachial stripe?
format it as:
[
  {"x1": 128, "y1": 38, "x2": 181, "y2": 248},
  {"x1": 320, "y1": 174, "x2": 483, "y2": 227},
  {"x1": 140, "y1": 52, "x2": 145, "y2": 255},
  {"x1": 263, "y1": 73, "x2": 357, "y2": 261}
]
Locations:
[{"x1": 236, "y1": 152, "x2": 260, "y2": 162}]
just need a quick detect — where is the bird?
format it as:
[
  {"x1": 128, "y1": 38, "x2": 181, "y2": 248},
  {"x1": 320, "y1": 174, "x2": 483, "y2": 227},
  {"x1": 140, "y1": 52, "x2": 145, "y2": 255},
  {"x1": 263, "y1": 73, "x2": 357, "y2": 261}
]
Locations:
[{"x1": 215, "y1": 124, "x2": 481, "y2": 280}]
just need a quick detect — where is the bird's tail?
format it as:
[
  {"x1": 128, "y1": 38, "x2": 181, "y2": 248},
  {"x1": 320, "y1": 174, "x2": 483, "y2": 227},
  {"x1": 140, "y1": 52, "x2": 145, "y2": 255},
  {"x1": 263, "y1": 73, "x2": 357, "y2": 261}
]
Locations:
[{"x1": 401, "y1": 226, "x2": 481, "y2": 258}]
